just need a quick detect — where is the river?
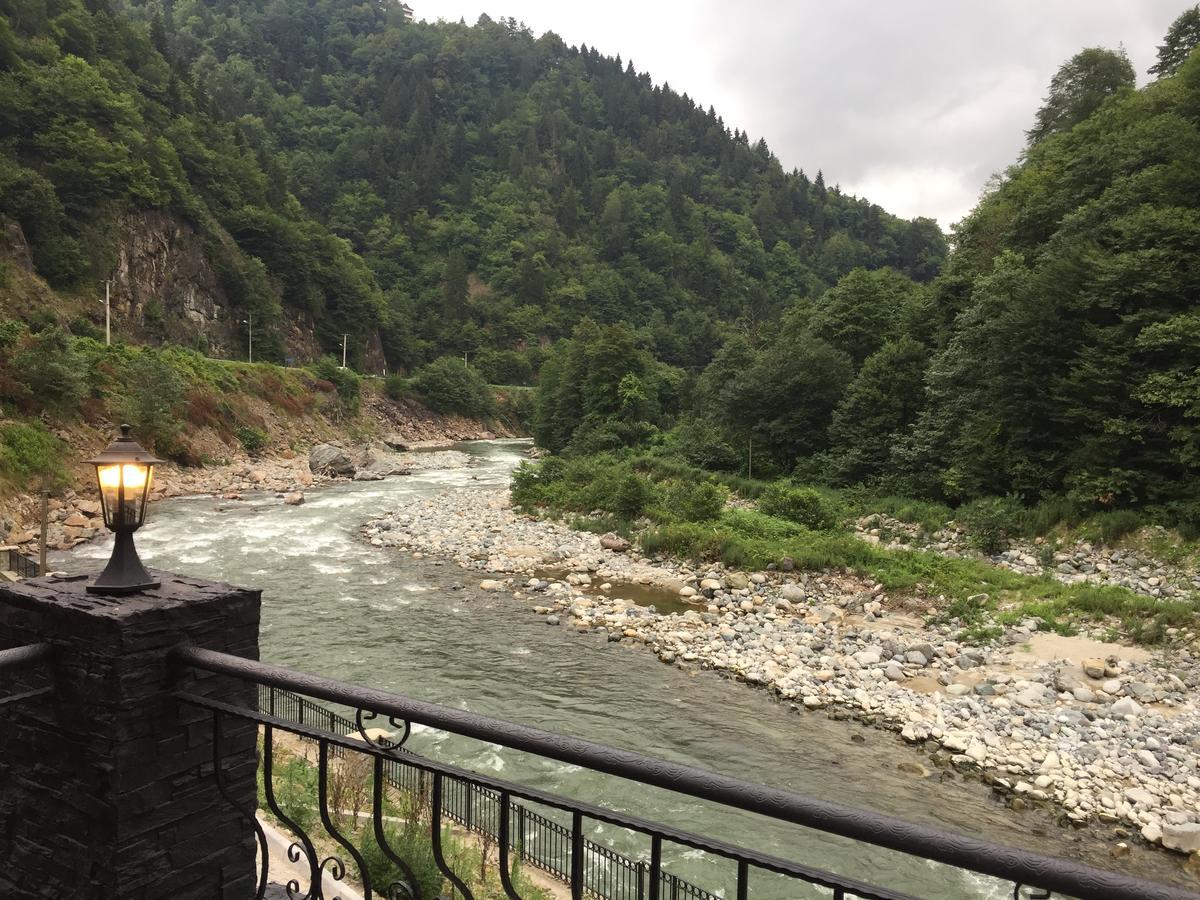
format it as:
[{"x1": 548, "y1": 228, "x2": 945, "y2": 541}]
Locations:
[{"x1": 52, "y1": 440, "x2": 1190, "y2": 898}]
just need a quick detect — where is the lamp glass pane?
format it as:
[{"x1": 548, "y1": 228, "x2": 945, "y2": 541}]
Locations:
[{"x1": 97, "y1": 463, "x2": 150, "y2": 528}]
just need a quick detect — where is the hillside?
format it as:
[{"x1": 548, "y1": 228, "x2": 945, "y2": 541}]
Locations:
[
  {"x1": 525, "y1": 32, "x2": 1200, "y2": 535},
  {"x1": 0, "y1": 0, "x2": 944, "y2": 378}
]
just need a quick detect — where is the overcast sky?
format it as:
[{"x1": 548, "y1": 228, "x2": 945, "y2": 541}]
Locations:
[{"x1": 422, "y1": 1, "x2": 1186, "y2": 229}]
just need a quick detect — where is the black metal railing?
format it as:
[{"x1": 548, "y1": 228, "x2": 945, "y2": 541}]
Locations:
[
  {"x1": 0, "y1": 642, "x2": 52, "y2": 708},
  {"x1": 257, "y1": 683, "x2": 718, "y2": 900},
  {"x1": 2, "y1": 548, "x2": 40, "y2": 579},
  {"x1": 172, "y1": 645, "x2": 1197, "y2": 900}
]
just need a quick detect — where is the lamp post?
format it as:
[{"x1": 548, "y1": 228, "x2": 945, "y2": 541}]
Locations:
[
  {"x1": 241, "y1": 313, "x2": 254, "y2": 363},
  {"x1": 85, "y1": 424, "x2": 162, "y2": 595}
]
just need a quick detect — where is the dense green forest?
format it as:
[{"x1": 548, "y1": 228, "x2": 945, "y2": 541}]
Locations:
[
  {"x1": 0, "y1": 0, "x2": 943, "y2": 375},
  {"x1": 4, "y1": 0, "x2": 1200, "y2": 531},
  {"x1": 530, "y1": 9, "x2": 1200, "y2": 532}
]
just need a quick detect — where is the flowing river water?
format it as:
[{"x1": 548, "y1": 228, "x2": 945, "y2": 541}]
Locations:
[{"x1": 53, "y1": 440, "x2": 1191, "y2": 899}]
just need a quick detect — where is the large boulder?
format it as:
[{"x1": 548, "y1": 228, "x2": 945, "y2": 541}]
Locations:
[
  {"x1": 1162, "y1": 823, "x2": 1200, "y2": 854},
  {"x1": 361, "y1": 447, "x2": 412, "y2": 477},
  {"x1": 599, "y1": 532, "x2": 631, "y2": 552},
  {"x1": 309, "y1": 443, "x2": 355, "y2": 476}
]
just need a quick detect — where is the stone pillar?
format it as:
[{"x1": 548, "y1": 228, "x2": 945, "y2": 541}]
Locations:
[{"x1": 0, "y1": 571, "x2": 262, "y2": 899}]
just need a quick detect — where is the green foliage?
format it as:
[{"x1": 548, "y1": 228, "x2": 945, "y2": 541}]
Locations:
[
  {"x1": 114, "y1": 351, "x2": 186, "y2": 457},
  {"x1": 1080, "y1": 509, "x2": 1144, "y2": 545},
  {"x1": 958, "y1": 495, "x2": 1024, "y2": 554},
  {"x1": 669, "y1": 418, "x2": 742, "y2": 472},
  {"x1": 0, "y1": 422, "x2": 69, "y2": 490},
  {"x1": 408, "y1": 357, "x2": 494, "y2": 418},
  {"x1": 309, "y1": 356, "x2": 362, "y2": 414},
  {"x1": 1149, "y1": 5, "x2": 1200, "y2": 77},
  {"x1": 1027, "y1": 47, "x2": 1135, "y2": 144},
  {"x1": 267, "y1": 753, "x2": 319, "y2": 839},
  {"x1": 384, "y1": 373, "x2": 410, "y2": 401},
  {"x1": 661, "y1": 480, "x2": 728, "y2": 523},
  {"x1": 10, "y1": 326, "x2": 85, "y2": 414},
  {"x1": 357, "y1": 812, "x2": 445, "y2": 899},
  {"x1": 716, "y1": 331, "x2": 853, "y2": 467},
  {"x1": 758, "y1": 483, "x2": 840, "y2": 530},
  {"x1": 235, "y1": 426, "x2": 268, "y2": 456},
  {"x1": 824, "y1": 336, "x2": 927, "y2": 485},
  {"x1": 533, "y1": 320, "x2": 672, "y2": 453}
]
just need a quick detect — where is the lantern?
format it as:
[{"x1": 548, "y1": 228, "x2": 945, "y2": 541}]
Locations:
[{"x1": 86, "y1": 424, "x2": 162, "y2": 595}]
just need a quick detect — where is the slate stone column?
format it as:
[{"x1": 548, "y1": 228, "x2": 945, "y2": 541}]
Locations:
[{"x1": 0, "y1": 571, "x2": 262, "y2": 899}]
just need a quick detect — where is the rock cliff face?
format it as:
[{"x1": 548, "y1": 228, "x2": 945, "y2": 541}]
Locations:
[
  {"x1": 1, "y1": 212, "x2": 382, "y2": 368},
  {"x1": 108, "y1": 212, "x2": 360, "y2": 366},
  {"x1": 114, "y1": 211, "x2": 233, "y2": 353}
]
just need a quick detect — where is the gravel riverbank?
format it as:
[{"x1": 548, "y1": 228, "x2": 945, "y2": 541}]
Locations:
[{"x1": 364, "y1": 488, "x2": 1200, "y2": 861}]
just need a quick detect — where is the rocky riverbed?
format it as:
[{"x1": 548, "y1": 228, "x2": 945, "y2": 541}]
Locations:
[{"x1": 364, "y1": 489, "x2": 1200, "y2": 862}]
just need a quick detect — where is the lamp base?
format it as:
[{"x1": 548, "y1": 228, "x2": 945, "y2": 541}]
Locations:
[{"x1": 87, "y1": 530, "x2": 160, "y2": 595}]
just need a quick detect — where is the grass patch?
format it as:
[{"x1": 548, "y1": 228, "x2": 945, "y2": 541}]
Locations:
[{"x1": 513, "y1": 451, "x2": 1200, "y2": 646}]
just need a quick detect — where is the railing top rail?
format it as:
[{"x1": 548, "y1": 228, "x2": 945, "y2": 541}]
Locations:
[
  {"x1": 173, "y1": 645, "x2": 1199, "y2": 900},
  {"x1": 0, "y1": 643, "x2": 51, "y2": 671}
]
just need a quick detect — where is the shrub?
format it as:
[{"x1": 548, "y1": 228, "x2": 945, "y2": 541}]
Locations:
[
  {"x1": 409, "y1": 357, "x2": 493, "y2": 417},
  {"x1": 235, "y1": 426, "x2": 267, "y2": 456},
  {"x1": 1083, "y1": 509, "x2": 1145, "y2": 545},
  {"x1": 357, "y1": 809, "x2": 445, "y2": 899},
  {"x1": 1018, "y1": 496, "x2": 1080, "y2": 537},
  {"x1": 610, "y1": 472, "x2": 653, "y2": 520},
  {"x1": 114, "y1": 351, "x2": 185, "y2": 457},
  {"x1": 13, "y1": 326, "x2": 85, "y2": 414},
  {"x1": 663, "y1": 480, "x2": 728, "y2": 522},
  {"x1": 671, "y1": 418, "x2": 742, "y2": 472},
  {"x1": 0, "y1": 318, "x2": 24, "y2": 350},
  {"x1": 384, "y1": 373, "x2": 409, "y2": 401},
  {"x1": 0, "y1": 422, "x2": 69, "y2": 489},
  {"x1": 758, "y1": 483, "x2": 839, "y2": 530},
  {"x1": 958, "y1": 495, "x2": 1023, "y2": 554},
  {"x1": 309, "y1": 356, "x2": 361, "y2": 414}
]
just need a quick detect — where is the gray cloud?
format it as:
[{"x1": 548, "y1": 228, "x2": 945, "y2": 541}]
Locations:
[{"x1": 427, "y1": 1, "x2": 1185, "y2": 227}]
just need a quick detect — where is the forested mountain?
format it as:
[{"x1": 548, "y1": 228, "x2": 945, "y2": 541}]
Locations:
[
  {"x1": 0, "y1": 0, "x2": 944, "y2": 376},
  {"x1": 555, "y1": 16, "x2": 1198, "y2": 530}
]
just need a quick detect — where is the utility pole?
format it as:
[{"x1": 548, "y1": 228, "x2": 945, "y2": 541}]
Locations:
[
  {"x1": 748, "y1": 437, "x2": 753, "y2": 480},
  {"x1": 100, "y1": 280, "x2": 113, "y2": 346},
  {"x1": 341, "y1": 334, "x2": 349, "y2": 369},
  {"x1": 38, "y1": 490, "x2": 49, "y2": 576},
  {"x1": 241, "y1": 313, "x2": 253, "y2": 363}
]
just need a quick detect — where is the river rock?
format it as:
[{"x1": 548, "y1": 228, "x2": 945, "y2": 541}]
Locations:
[
  {"x1": 1111, "y1": 697, "x2": 1144, "y2": 717},
  {"x1": 1082, "y1": 657, "x2": 1106, "y2": 679},
  {"x1": 600, "y1": 533, "x2": 631, "y2": 552},
  {"x1": 283, "y1": 492, "x2": 305, "y2": 506},
  {"x1": 780, "y1": 584, "x2": 806, "y2": 602},
  {"x1": 1162, "y1": 823, "x2": 1200, "y2": 854},
  {"x1": 309, "y1": 444, "x2": 355, "y2": 476}
]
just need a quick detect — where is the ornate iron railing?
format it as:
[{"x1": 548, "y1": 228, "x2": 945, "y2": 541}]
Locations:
[
  {"x1": 258, "y1": 683, "x2": 719, "y2": 900},
  {"x1": 172, "y1": 645, "x2": 1198, "y2": 900}
]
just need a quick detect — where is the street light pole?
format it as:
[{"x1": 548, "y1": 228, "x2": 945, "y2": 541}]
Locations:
[
  {"x1": 100, "y1": 280, "x2": 112, "y2": 346},
  {"x1": 241, "y1": 313, "x2": 253, "y2": 363}
]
